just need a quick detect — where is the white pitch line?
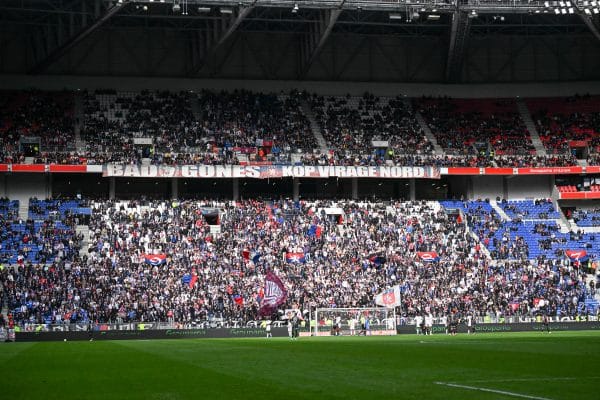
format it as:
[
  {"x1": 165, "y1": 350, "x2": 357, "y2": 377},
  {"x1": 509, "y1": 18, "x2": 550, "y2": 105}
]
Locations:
[
  {"x1": 435, "y1": 381, "x2": 554, "y2": 400},
  {"x1": 464, "y1": 377, "x2": 600, "y2": 383}
]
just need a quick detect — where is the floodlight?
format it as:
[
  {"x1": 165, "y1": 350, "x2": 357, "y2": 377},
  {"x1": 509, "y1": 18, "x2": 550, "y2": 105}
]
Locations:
[
  {"x1": 561, "y1": 8, "x2": 567, "y2": 13},
  {"x1": 585, "y1": 8, "x2": 592, "y2": 14},
  {"x1": 292, "y1": 3, "x2": 299, "y2": 13},
  {"x1": 427, "y1": 14, "x2": 440, "y2": 20},
  {"x1": 554, "y1": 8, "x2": 561, "y2": 13},
  {"x1": 220, "y1": 7, "x2": 233, "y2": 14},
  {"x1": 594, "y1": 7, "x2": 600, "y2": 13},
  {"x1": 568, "y1": 7, "x2": 574, "y2": 13}
]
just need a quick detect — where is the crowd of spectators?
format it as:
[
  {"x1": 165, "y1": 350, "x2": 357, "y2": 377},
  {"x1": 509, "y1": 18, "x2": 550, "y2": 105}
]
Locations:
[
  {"x1": 527, "y1": 95, "x2": 600, "y2": 155},
  {"x1": 0, "y1": 90, "x2": 75, "y2": 163},
  {"x1": 416, "y1": 97, "x2": 535, "y2": 156},
  {"x1": 309, "y1": 93, "x2": 434, "y2": 164},
  {"x1": 0, "y1": 198, "x2": 595, "y2": 329},
  {"x1": 83, "y1": 90, "x2": 200, "y2": 164},
  {"x1": 1, "y1": 90, "x2": 599, "y2": 170},
  {"x1": 570, "y1": 208, "x2": 600, "y2": 227}
]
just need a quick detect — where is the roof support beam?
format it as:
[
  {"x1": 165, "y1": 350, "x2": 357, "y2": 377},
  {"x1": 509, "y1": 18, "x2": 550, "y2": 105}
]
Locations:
[
  {"x1": 190, "y1": 4, "x2": 255, "y2": 76},
  {"x1": 445, "y1": 11, "x2": 471, "y2": 83},
  {"x1": 300, "y1": 8, "x2": 342, "y2": 79},
  {"x1": 29, "y1": 2, "x2": 124, "y2": 74},
  {"x1": 579, "y1": 14, "x2": 600, "y2": 43}
]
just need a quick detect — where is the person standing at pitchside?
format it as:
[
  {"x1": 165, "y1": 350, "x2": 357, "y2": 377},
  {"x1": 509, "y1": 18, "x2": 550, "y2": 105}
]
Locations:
[{"x1": 542, "y1": 313, "x2": 551, "y2": 334}]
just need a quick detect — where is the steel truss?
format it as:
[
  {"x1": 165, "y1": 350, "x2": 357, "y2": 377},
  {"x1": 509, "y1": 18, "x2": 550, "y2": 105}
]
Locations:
[{"x1": 0, "y1": 0, "x2": 599, "y2": 81}]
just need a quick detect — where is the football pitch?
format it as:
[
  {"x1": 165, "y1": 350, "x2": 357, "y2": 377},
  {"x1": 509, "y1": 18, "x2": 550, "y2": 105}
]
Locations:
[{"x1": 1, "y1": 331, "x2": 598, "y2": 400}]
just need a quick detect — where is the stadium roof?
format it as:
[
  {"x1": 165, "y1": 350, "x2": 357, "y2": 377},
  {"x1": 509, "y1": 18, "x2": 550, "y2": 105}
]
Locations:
[{"x1": 1, "y1": 0, "x2": 600, "y2": 82}]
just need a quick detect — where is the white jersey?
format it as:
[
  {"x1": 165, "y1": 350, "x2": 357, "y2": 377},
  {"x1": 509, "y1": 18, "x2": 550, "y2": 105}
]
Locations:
[{"x1": 425, "y1": 314, "x2": 433, "y2": 327}]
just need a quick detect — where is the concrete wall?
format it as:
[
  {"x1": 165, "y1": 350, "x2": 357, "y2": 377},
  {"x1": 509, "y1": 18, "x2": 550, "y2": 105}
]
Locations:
[
  {"x1": 2, "y1": 174, "x2": 50, "y2": 207},
  {"x1": 559, "y1": 200, "x2": 600, "y2": 209},
  {"x1": 471, "y1": 176, "x2": 505, "y2": 200},
  {"x1": 506, "y1": 175, "x2": 554, "y2": 200},
  {"x1": 2, "y1": 73, "x2": 600, "y2": 98}
]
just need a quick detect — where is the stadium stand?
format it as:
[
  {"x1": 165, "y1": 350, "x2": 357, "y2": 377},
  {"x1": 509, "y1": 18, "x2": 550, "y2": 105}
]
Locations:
[
  {"x1": 571, "y1": 209, "x2": 600, "y2": 227},
  {"x1": 0, "y1": 90, "x2": 75, "y2": 163},
  {"x1": 83, "y1": 90, "x2": 198, "y2": 164},
  {"x1": 416, "y1": 97, "x2": 535, "y2": 156},
  {"x1": 308, "y1": 93, "x2": 434, "y2": 165},
  {"x1": 1, "y1": 198, "x2": 597, "y2": 328},
  {"x1": 527, "y1": 95, "x2": 600, "y2": 156}
]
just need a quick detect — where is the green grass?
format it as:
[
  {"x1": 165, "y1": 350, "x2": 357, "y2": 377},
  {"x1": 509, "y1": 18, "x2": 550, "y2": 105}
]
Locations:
[{"x1": 1, "y1": 331, "x2": 599, "y2": 399}]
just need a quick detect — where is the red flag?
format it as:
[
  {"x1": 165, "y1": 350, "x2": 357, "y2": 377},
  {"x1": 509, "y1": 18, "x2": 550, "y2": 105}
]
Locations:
[
  {"x1": 242, "y1": 249, "x2": 250, "y2": 260},
  {"x1": 189, "y1": 274, "x2": 198, "y2": 289},
  {"x1": 456, "y1": 214, "x2": 463, "y2": 224},
  {"x1": 233, "y1": 295, "x2": 244, "y2": 305},
  {"x1": 258, "y1": 270, "x2": 287, "y2": 317}
]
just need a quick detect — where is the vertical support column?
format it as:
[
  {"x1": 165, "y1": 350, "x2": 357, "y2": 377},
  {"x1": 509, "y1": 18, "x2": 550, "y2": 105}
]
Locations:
[
  {"x1": 0, "y1": 174, "x2": 6, "y2": 198},
  {"x1": 172, "y1": 178, "x2": 178, "y2": 200},
  {"x1": 409, "y1": 178, "x2": 416, "y2": 201},
  {"x1": 47, "y1": 173, "x2": 53, "y2": 198},
  {"x1": 232, "y1": 178, "x2": 239, "y2": 201},
  {"x1": 293, "y1": 178, "x2": 300, "y2": 201},
  {"x1": 502, "y1": 177, "x2": 508, "y2": 201},
  {"x1": 351, "y1": 177, "x2": 358, "y2": 200},
  {"x1": 467, "y1": 177, "x2": 474, "y2": 200},
  {"x1": 109, "y1": 177, "x2": 115, "y2": 200}
]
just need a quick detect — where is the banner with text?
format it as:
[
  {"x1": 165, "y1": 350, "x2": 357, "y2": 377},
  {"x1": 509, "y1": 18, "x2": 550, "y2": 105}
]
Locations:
[{"x1": 102, "y1": 164, "x2": 441, "y2": 179}]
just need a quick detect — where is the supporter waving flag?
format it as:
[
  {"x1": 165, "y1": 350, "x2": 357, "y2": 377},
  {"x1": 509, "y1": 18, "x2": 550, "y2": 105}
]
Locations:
[
  {"x1": 258, "y1": 270, "x2": 287, "y2": 317},
  {"x1": 285, "y1": 252, "x2": 306, "y2": 263},
  {"x1": 369, "y1": 254, "x2": 386, "y2": 266},
  {"x1": 417, "y1": 251, "x2": 440, "y2": 262},
  {"x1": 565, "y1": 250, "x2": 588, "y2": 262},
  {"x1": 375, "y1": 285, "x2": 402, "y2": 307},
  {"x1": 144, "y1": 254, "x2": 167, "y2": 266}
]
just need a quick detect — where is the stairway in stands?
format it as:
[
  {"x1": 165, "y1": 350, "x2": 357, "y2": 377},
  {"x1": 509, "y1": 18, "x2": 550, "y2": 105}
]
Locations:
[
  {"x1": 516, "y1": 99, "x2": 547, "y2": 156},
  {"x1": 489, "y1": 199, "x2": 511, "y2": 222},
  {"x1": 413, "y1": 106, "x2": 444, "y2": 155},
  {"x1": 77, "y1": 225, "x2": 91, "y2": 258},
  {"x1": 300, "y1": 100, "x2": 329, "y2": 154},
  {"x1": 190, "y1": 94, "x2": 202, "y2": 121},
  {"x1": 74, "y1": 91, "x2": 86, "y2": 152}
]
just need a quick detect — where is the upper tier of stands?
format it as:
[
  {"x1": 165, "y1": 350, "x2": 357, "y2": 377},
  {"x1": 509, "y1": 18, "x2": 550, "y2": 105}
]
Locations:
[
  {"x1": 308, "y1": 93, "x2": 434, "y2": 165},
  {"x1": 0, "y1": 90, "x2": 75, "y2": 162},
  {"x1": 83, "y1": 90, "x2": 197, "y2": 164},
  {"x1": 83, "y1": 89, "x2": 316, "y2": 165},
  {"x1": 416, "y1": 97, "x2": 535, "y2": 156},
  {"x1": 1, "y1": 90, "x2": 600, "y2": 168},
  {"x1": 527, "y1": 95, "x2": 600, "y2": 155}
]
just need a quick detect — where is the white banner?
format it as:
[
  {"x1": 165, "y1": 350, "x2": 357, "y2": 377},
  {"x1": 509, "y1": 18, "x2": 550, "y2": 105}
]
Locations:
[{"x1": 102, "y1": 164, "x2": 441, "y2": 179}]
